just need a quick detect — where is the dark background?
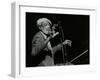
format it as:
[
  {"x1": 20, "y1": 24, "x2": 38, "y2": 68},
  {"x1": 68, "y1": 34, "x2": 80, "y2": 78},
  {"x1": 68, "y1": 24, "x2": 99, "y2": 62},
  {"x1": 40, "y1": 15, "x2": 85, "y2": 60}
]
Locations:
[{"x1": 26, "y1": 12, "x2": 89, "y2": 67}]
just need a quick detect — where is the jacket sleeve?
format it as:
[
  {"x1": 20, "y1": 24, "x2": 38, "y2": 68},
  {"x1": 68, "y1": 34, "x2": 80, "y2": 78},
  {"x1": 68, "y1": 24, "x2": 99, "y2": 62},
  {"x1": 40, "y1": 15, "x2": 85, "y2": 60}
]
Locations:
[
  {"x1": 52, "y1": 43, "x2": 62, "y2": 53},
  {"x1": 32, "y1": 34, "x2": 47, "y2": 56}
]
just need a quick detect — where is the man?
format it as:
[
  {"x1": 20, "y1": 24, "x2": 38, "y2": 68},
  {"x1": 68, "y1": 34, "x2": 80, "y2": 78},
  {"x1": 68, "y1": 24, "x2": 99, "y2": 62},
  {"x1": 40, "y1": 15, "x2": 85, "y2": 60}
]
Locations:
[{"x1": 31, "y1": 18, "x2": 71, "y2": 66}]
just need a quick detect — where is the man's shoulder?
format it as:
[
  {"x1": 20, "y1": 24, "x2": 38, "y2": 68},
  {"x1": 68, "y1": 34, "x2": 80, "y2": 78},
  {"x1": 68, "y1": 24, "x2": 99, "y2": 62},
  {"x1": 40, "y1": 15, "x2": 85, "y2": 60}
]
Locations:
[
  {"x1": 34, "y1": 31, "x2": 42, "y2": 37},
  {"x1": 32, "y1": 31, "x2": 43, "y2": 40}
]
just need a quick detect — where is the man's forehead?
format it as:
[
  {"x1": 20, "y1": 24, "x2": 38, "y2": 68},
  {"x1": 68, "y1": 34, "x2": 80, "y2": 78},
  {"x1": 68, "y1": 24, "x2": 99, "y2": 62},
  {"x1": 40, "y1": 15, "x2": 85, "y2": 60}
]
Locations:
[
  {"x1": 41, "y1": 21, "x2": 51, "y2": 26},
  {"x1": 37, "y1": 18, "x2": 52, "y2": 26}
]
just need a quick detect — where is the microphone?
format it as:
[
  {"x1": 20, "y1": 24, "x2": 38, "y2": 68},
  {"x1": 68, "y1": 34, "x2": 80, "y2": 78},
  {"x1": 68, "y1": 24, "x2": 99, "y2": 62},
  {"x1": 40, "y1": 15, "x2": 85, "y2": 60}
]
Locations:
[
  {"x1": 50, "y1": 21, "x2": 62, "y2": 38},
  {"x1": 52, "y1": 24, "x2": 58, "y2": 30},
  {"x1": 52, "y1": 21, "x2": 61, "y2": 29}
]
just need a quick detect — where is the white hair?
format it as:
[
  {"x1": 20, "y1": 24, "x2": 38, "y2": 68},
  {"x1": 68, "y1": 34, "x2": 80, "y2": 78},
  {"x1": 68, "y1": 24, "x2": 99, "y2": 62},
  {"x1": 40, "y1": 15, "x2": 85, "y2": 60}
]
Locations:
[{"x1": 36, "y1": 18, "x2": 52, "y2": 28}]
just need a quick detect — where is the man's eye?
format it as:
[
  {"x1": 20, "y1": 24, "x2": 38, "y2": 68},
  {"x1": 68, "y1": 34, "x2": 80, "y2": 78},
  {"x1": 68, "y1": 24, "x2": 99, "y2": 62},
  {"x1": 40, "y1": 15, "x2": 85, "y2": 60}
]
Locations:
[{"x1": 42, "y1": 23, "x2": 47, "y2": 26}]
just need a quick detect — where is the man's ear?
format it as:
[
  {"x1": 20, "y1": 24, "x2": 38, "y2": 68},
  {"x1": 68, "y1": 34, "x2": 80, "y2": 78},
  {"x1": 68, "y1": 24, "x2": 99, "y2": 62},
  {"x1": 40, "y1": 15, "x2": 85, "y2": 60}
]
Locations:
[
  {"x1": 38, "y1": 26, "x2": 42, "y2": 30},
  {"x1": 39, "y1": 26, "x2": 44, "y2": 32}
]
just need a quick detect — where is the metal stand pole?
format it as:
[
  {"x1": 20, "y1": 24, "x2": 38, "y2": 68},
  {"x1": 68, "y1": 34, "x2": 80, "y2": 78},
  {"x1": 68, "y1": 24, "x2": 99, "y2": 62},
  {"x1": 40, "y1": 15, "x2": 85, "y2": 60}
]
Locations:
[{"x1": 58, "y1": 22, "x2": 67, "y2": 65}]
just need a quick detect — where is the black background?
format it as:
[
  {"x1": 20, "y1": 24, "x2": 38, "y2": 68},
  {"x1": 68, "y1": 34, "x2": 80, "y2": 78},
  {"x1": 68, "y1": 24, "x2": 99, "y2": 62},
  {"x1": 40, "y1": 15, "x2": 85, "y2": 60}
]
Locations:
[{"x1": 26, "y1": 12, "x2": 89, "y2": 67}]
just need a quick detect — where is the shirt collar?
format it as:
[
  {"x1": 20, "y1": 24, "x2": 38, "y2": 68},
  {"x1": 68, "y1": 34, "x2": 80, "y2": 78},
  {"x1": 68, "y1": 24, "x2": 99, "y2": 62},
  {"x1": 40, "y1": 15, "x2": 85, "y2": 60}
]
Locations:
[{"x1": 40, "y1": 31, "x2": 47, "y2": 39}]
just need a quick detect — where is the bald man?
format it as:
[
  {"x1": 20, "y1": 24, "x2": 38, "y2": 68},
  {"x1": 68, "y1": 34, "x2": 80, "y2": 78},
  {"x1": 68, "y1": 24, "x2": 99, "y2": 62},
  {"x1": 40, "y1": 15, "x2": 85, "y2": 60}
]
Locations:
[{"x1": 31, "y1": 18, "x2": 71, "y2": 66}]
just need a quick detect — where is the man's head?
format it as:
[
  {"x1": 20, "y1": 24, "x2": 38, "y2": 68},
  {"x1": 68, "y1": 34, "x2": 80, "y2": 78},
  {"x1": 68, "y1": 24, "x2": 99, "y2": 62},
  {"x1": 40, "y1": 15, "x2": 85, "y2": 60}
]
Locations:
[{"x1": 37, "y1": 18, "x2": 52, "y2": 35}]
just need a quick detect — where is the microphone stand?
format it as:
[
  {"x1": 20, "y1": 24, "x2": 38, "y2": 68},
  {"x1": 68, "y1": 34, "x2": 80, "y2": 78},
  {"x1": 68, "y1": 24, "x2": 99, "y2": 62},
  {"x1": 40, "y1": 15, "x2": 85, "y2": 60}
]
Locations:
[{"x1": 58, "y1": 22, "x2": 68, "y2": 65}]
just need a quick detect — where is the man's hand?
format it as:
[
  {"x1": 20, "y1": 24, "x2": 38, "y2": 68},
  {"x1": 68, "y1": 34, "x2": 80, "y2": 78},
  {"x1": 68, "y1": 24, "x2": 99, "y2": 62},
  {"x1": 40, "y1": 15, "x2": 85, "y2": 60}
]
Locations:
[
  {"x1": 52, "y1": 32, "x2": 59, "y2": 38},
  {"x1": 49, "y1": 32, "x2": 59, "y2": 39},
  {"x1": 63, "y1": 40, "x2": 72, "y2": 46}
]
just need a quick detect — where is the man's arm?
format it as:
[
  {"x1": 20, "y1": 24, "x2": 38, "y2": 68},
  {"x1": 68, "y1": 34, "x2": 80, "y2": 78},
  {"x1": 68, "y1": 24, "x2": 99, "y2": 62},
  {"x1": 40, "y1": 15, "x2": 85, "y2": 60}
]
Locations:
[
  {"x1": 52, "y1": 43, "x2": 62, "y2": 53},
  {"x1": 32, "y1": 34, "x2": 51, "y2": 56},
  {"x1": 52, "y1": 40, "x2": 72, "y2": 53},
  {"x1": 32, "y1": 32, "x2": 60, "y2": 56}
]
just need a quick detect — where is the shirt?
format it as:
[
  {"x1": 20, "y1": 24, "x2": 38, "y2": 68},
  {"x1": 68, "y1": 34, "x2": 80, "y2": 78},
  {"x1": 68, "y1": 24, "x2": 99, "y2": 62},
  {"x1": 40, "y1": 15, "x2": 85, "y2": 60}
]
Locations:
[
  {"x1": 40, "y1": 31, "x2": 53, "y2": 52},
  {"x1": 40, "y1": 31, "x2": 54, "y2": 65}
]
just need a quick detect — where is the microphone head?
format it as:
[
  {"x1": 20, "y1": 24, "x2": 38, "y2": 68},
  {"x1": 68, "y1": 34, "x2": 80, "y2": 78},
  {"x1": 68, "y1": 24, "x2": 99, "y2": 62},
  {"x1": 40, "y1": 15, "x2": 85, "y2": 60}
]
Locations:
[{"x1": 52, "y1": 21, "x2": 62, "y2": 32}]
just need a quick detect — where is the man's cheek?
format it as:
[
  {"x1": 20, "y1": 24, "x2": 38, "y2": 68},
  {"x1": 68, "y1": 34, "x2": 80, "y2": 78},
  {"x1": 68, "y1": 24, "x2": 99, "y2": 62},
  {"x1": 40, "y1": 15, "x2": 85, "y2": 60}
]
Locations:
[{"x1": 47, "y1": 28, "x2": 51, "y2": 31}]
